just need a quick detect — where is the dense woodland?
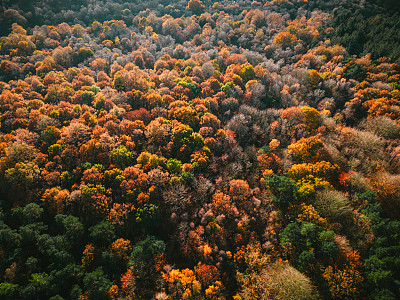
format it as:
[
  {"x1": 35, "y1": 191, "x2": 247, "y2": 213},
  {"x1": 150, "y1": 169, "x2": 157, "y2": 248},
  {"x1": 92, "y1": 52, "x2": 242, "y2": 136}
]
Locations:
[{"x1": 0, "y1": 0, "x2": 400, "y2": 299}]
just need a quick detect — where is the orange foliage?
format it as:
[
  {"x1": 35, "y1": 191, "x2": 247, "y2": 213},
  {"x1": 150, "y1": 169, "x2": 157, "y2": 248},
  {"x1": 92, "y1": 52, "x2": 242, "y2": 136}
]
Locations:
[
  {"x1": 211, "y1": 190, "x2": 239, "y2": 217},
  {"x1": 82, "y1": 244, "x2": 95, "y2": 266},
  {"x1": 229, "y1": 179, "x2": 251, "y2": 207},
  {"x1": 273, "y1": 32, "x2": 296, "y2": 47},
  {"x1": 110, "y1": 238, "x2": 132, "y2": 261}
]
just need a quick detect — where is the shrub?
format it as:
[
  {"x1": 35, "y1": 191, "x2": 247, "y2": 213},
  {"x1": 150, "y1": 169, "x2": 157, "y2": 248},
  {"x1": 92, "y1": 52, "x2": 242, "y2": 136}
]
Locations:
[
  {"x1": 313, "y1": 189, "x2": 352, "y2": 223},
  {"x1": 237, "y1": 258, "x2": 319, "y2": 300},
  {"x1": 359, "y1": 116, "x2": 400, "y2": 139}
]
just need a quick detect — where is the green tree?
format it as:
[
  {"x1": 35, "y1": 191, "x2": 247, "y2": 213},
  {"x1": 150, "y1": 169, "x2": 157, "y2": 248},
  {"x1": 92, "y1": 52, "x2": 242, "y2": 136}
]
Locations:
[
  {"x1": 89, "y1": 221, "x2": 116, "y2": 247},
  {"x1": 265, "y1": 175, "x2": 298, "y2": 208},
  {"x1": 83, "y1": 268, "x2": 112, "y2": 300},
  {"x1": 239, "y1": 63, "x2": 256, "y2": 83},
  {"x1": 135, "y1": 204, "x2": 160, "y2": 233},
  {"x1": 362, "y1": 191, "x2": 400, "y2": 299},
  {"x1": 110, "y1": 145, "x2": 134, "y2": 169}
]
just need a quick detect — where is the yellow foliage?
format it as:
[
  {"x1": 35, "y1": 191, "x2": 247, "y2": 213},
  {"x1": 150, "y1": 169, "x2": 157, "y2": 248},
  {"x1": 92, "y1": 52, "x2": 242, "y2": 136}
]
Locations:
[
  {"x1": 363, "y1": 97, "x2": 400, "y2": 119},
  {"x1": 136, "y1": 151, "x2": 166, "y2": 170},
  {"x1": 110, "y1": 238, "x2": 132, "y2": 261},
  {"x1": 296, "y1": 203, "x2": 328, "y2": 228},
  {"x1": 269, "y1": 138, "x2": 280, "y2": 151},
  {"x1": 273, "y1": 31, "x2": 296, "y2": 47},
  {"x1": 309, "y1": 69, "x2": 322, "y2": 88},
  {"x1": 296, "y1": 175, "x2": 332, "y2": 200},
  {"x1": 288, "y1": 161, "x2": 340, "y2": 183},
  {"x1": 301, "y1": 106, "x2": 320, "y2": 131},
  {"x1": 287, "y1": 135, "x2": 324, "y2": 163}
]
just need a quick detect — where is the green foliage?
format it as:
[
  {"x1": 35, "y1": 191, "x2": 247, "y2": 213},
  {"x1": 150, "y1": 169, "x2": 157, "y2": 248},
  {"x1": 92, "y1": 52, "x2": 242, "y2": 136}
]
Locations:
[
  {"x1": 296, "y1": 251, "x2": 316, "y2": 272},
  {"x1": 12, "y1": 203, "x2": 43, "y2": 224},
  {"x1": 362, "y1": 192, "x2": 400, "y2": 299},
  {"x1": 104, "y1": 168, "x2": 124, "y2": 189},
  {"x1": 48, "y1": 144, "x2": 66, "y2": 158},
  {"x1": 112, "y1": 74, "x2": 125, "y2": 92},
  {"x1": 328, "y1": 11, "x2": 400, "y2": 59},
  {"x1": 76, "y1": 47, "x2": 95, "y2": 63},
  {"x1": 135, "y1": 203, "x2": 160, "y2": 232},
  {"x1": 5, "y1": 161, "x2": 41, "y2": 189},
  {"x1": 239, "y1": 64, "x2": 256, "y2": 83},
  {"x1": 0, "y1": 283, "x2": 20, "y2": 298},
  {"x1": 265, "y1": 175, "x2": 298, "y2": 207},
  {"x1": 41, "y1": 126, "x2": 60, "y2": 145},
  {"x1": 342, "y1": 62, "x2": 366, "y2": 80},
  {"x1": 55, "y1": 214, "x2": 84, "y2": 245},
  {"x1": 180, "y1": 170, "x2": 194, "y2": 183},
  {"x1": 130, "y1": 236, "x2": 165, "y2": 270},
  {"x1": 81, "y1": 184, "x2": 106, "y2": 197},
  {"x1": 177, "y1": 78, "x2": 198, "y2": 95},
  {"x1": 21, "y1": 272, "x2": 52, "y2": 299},
  {"x1": 60, "y1": 171, "x2": 74, "y2": 188},
  {"x1": 280, "y1": 221, "x2": 337, "y2": 268},
  {"x1": 83, "y1": 268, "x2": 112, "y2": 300},
  {"x1": 89, "y1": 221, "x2": 116, "y2": 247},
  {"x1": 110, "y1": 145, "x2": 134, "y2": 168},
  {"x1": 79, "y1": 90, "x2": 95, "y2": 104},
  {"x1": 220, "y1": 81, "x2": 235, "y2": 93},
  {"x1": 171, "y1": 124, "x2": 194, "y2": 148}
]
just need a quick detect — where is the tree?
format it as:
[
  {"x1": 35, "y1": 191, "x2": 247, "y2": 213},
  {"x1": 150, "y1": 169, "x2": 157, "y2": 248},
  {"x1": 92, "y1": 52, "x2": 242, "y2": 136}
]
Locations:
[
  {"x1": 166, "y1": 158, "x2": 182, "y2": 174},
  {"x1": 5, "y1": 161, "x2": 41, "y2": 191},
  {"x1": 54, "y1": 214, "x2": 84, "y2": 248},
  {"x1": 110, "y1": 146, "x2": 134, "y2": 169},
  {"x1": 61, "y1": 122, "x2": 91, "y2": 147},
  {"x1": 89, "y1": 221, "x2": 116, "y2": 247},
  {"x1": 273, "y1": 32, "x2": 296, "y2": 48},
  {"x1": 301, "y1": 106, "x2": 320, "y2": 132},
  {"x1": 229, "y1": 179, "x2": 250, "y2": 206},
  {"x1": 110, "y1": 238, "x2": 132, "y2": 262},
  {"x1": 265, "y1": 175, "x2": 298, "y2": 208},
  {"x1": 287, "y1": 161, "x2": 340, "y2": 183},
  {"x1": 0, "y1": 283, "x2": 20, "y2": 299},
  {"x1": 53, "y1": 46, "x2": 73, "y2": 68},
  {"x1": 135, "y1": 204, "x2": 160, "y2": 233},
  {"x1": 83, "y1": 268, "x2": 113, "y2": 300},
  {"x1": 129, "y1": 236, "x2": 166, "y2": 298},
  {"x1": 287, "y1": 136, "x2": 324, "y2": 163},
  {"x1": 235, "y1": 244, "x2": 319, "y2": 300},
  {"x1": 187, "y1": 0, "x2": 205, "y2": 13},
  {"x1": 362, "y1": 192, "x2": 400, "y2": 299}
]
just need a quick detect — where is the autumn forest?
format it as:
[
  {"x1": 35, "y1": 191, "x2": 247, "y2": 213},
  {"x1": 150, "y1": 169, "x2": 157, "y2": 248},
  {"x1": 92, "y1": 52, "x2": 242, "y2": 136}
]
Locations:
[{"x1": 0, "y1": 0, "x2": 400, "y2": 299}]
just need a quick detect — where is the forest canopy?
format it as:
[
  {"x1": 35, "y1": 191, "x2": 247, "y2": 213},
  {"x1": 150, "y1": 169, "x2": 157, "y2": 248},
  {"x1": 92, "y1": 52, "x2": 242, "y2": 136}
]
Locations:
[{"x1": 1, "y1": 0, "x2": 400, "y2": 299}]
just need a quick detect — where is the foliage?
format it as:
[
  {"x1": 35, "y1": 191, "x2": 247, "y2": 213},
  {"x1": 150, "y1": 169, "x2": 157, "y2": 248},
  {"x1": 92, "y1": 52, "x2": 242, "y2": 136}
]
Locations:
[
  {"x1": 288, "y1": 136, "x2": 324, "y2": 163},
  {"x1": 236, "y1": 244, "x2": 319, "y2": 300},
  {"x1": 265, "y1": 175, "x2": 298, "y2": 207},
  {"x1": 287, "y1": 161, "x2": 340, "y2": 183},
  {"x1": 0, "y1": 0, "x2": 399, "y2": 298},
  {"x1": 362, "y1": 192, "x2": 400, "y2": 299}
]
